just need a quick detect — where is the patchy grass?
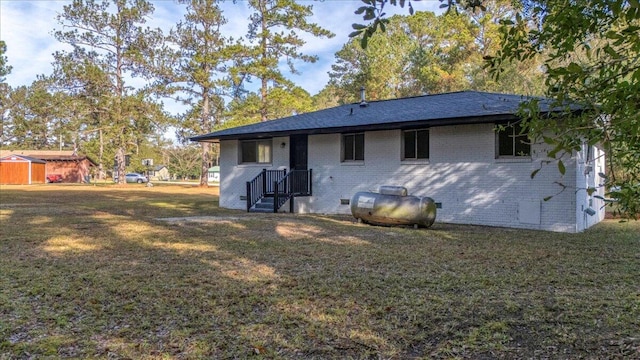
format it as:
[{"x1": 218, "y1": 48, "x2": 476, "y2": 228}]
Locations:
[{"x1": 0, "y1": 184, "x2": 639, "y2": 359}]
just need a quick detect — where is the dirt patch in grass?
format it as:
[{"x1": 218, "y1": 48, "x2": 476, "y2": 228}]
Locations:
[
  {"x1": 157, "y1": 215, "x2": 243, "y2": 223},
  {"x1": 1, "y1": 185, "x2": 639, "y2": 359}
]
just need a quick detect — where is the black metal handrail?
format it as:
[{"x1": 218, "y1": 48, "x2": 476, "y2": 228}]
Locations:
[
  {"x1": 246, "y1": 169, "x2": 286, "y2": 211},
  {"x1": 273, "y1": 169, "x2": 313, "y2": 212}
]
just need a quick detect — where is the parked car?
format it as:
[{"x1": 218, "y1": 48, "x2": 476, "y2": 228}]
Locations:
[
  {"x1": 46, "y1": 174, "x2": 63, "y2": 183},
  {"x1": 114, "y1": 173, "x2": 148, "y2": 183}
]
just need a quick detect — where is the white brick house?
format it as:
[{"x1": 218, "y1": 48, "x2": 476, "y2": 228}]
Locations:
[{"x1": 192, "y1": 91, "x2": 606, "y2": 233}]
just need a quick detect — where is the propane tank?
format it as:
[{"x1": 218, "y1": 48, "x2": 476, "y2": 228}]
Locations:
[{"x1": 350, "y1": 187, "x2": 436, "y2": 228}]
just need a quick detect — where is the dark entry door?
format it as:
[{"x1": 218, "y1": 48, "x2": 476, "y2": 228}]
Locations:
[
  {"x1": 289, "y1": 134, "x2": 308, "y2": 170},
  {"x1": 289, "y1": 135, "x2": 308, "y2": 195}
]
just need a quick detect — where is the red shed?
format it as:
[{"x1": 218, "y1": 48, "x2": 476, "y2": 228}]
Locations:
[
  {"x1": 0, "y1": 150, "x2": 97, "y2": 183},
  {"x1": 0, "y1": 154, "x2": 46, "y2": 184}
]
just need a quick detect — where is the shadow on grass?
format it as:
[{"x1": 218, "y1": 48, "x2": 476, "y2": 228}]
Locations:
[{"x1": 1, "y1": 186, "x2": 639, "y2": 359}]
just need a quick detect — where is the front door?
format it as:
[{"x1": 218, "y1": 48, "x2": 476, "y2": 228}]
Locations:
[
  {"x1": 289, "y1": 134, "x2": 308, "y2": 170},
  {"x1": 289, "y1": 135, "x2": 308, "y2": 196}
]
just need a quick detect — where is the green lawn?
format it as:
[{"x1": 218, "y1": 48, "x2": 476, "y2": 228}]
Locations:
[{"x1": 1, "y1": 185, "x2": 638, "y2": 359}]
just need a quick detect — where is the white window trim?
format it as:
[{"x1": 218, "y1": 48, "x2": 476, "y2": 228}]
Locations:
[
  {"x1": 495, "y1": 157, "x2": 533, "y2": 163},
  {"x1": 401, "y1": 159, "x2": 430, "y2": 165}
]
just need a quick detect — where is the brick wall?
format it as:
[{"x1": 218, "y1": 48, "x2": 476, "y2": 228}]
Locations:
[
  {"x1": 219, "y1": 124, "x2": 602, "y2": 233},
  {"x1": 219, "y1": 137, "x2": 289, "y2": 210}
]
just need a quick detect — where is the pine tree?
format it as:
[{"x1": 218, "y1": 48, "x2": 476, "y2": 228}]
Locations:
[
  {"x1": 238, "y1": 0, "x2": 334, "y2": 122},
  {"x1": 164, "y1": 0, "x2": 236, "y2": 187},
  {"x1": 54, "y1": 0, "x2": 164, "y2": 184}
]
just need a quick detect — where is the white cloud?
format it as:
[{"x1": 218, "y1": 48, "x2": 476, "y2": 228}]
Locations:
[{"x1": 1, "y1": 1, "x2": 71, "y2": 87}]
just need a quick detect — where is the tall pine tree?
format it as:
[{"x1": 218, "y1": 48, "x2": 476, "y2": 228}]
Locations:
[
  {"x1": 164, "y1": 0, "x2": 236, "y2": 187},
  {"x1": 54, "y1": 0, "x2": 164, "y2": 184},
  {"x1": 238, "y1": 0, "x2": 334, "y2": 122}
]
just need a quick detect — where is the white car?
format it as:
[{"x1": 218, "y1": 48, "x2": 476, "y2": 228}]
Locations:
[{"x1": 114, "y1": 173, "x2": 148, "y2": 183}]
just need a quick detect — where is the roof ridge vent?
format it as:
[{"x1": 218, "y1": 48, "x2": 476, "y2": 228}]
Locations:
[{"x1": 359, "y1": 86, "x2": 368, "y2": 107}]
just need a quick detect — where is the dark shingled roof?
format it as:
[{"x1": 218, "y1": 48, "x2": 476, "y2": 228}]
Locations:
[{"x1": 191, "y1": 91, "x2": 566, "y2": 142}]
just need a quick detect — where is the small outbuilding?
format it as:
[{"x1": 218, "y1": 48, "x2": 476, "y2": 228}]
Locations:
[
  {"x1": 0, "y1": 150, "x2": 97, "y2": 183},
  {"x1": 208, "y1": 166, "x2": 220, "y2": 183},
  {"x1": 0, "y1": 154, "x2": 46, "y2": 184},
  {"x1": 149, "y1": 165, "x2": 170, "y2": 181}
]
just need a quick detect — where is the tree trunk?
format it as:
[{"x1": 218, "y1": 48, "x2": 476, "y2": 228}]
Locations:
[
  {"x1": 115, "y1": 146, "x2": 126, "y2": 185},
  {"x1": 114, "y1": 1, "x2": 127, "y2": 185},
  {"x1": 98, "y1": 128, "x2": 105, "y2": 180},
  {"x1": 199, "y1": 92, "x2": 210, "y2": 187},
  {"x1": 200, "y1": 142, "x2": 210, "y2": 187},
  {"x1": 260, "y1": 0, "x2": 268, "y2": 122}
]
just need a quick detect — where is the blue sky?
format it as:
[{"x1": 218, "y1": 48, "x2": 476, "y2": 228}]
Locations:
[{"x1": 1, "y1": 0, "x2": 442, "y2": 96}]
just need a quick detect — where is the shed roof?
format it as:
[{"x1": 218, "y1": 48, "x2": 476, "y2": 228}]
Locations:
[
  {"x1": 0, "y1": 154, "x2": 47, "y2": 164},
  {"x1": 0, "y1": 150, "x2": 97, "y2": 166},
  {"x1": 191, "y1": 91, "x2": 574, "y2": 142}
]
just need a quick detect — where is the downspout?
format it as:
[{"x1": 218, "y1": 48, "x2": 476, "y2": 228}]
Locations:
[{"x1": 576, "y1": 143, "x2": 583, "y2": 232}]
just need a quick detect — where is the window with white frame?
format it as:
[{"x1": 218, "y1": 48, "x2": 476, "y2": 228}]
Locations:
[
  {"x1": 496, "y1": 122, "x2": 531, "y2": 157},
  {"x1": 342, "y1": 133, "x2": 364, "y2": 162},
  {"x1": 402, "y1": 129, "x2": 429, "y2": 160},
  {"x1": 240, "y1": 139, "x2": 272, "y2": 164}
]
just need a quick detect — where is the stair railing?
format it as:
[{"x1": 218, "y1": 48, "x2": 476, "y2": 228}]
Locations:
[
  {"x1": 273, "y1": 169, "x2": 313, "y2": 212},
  {"x1": 246, "y1": 169, "x2": 287, "y2": 212}
]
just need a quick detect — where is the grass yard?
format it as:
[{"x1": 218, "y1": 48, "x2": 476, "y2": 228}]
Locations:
[{"x1": 0, "y1": 184, "x2": 638, "y2": 359}]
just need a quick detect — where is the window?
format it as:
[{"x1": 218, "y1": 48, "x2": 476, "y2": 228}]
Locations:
[
  {"x1": 496, "y1": 122, "x2": 530, "y2": 157},
  {"x1": 403, "y1": 129, "x2": 429, "y2": 160},
  {"x1": 342, "y1": 133, "x2": 364, "y2": 162},
  {"x1": 240, "y1": 139, "x2": 272, "y2": 164}
]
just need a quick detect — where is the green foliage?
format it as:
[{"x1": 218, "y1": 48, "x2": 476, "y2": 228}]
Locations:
[
  {"x1": 330, "y1": 14, "x2": 419, "y2": 102},
  {"x1": 222, "y1": 93, "x2": 264, "y2": 129},
  {"x1": 222, "y1": 85, "x2": 313, "y2": 129},
  {"x1": 0, "y1": 78, "x2": 74, "y2": 150},
  {"x1": 0, "y1": 40, "x2": 11, "y2": 83},
  {"x1": 488, "y1": 0, "x2": 640, "y2": 219},
  {"x1": 267, "y1": 86, "x2": 315, "y2": 119},
  {"x1": 0, "y1": 41, "x2": 11, "y2": 143},
  {"x1": 350, "y1": 0, "x2": 489, "y2": 45},
  {"x1": 463, "y1": 0, "x2": 546, "y2": 94},
  {"x1": 165, "y1": 144, "x2": 202, "y2": 179},
  {"x1": 311, "y1": 84, "x2": 342, "y2": 110},
  {"x1": 232, "y1": 0, "x2": 334, "y2": 122},
  {"x1": 334, "y1": 4, "x2": 544, "y2": 102},
  {"x1": 164, "y1": 0, "x2": 235, "y2": 186},
  {"x1": 406, "y1": 11, "x2": 478, "y2": 93},
  {"x1": 53, "y1": 0, "x2": 166, "y2": 184}
]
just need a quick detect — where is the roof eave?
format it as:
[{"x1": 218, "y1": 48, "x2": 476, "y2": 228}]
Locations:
[{"x1": 191, "y1": 113, "x2": 522, "y2": 142}]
